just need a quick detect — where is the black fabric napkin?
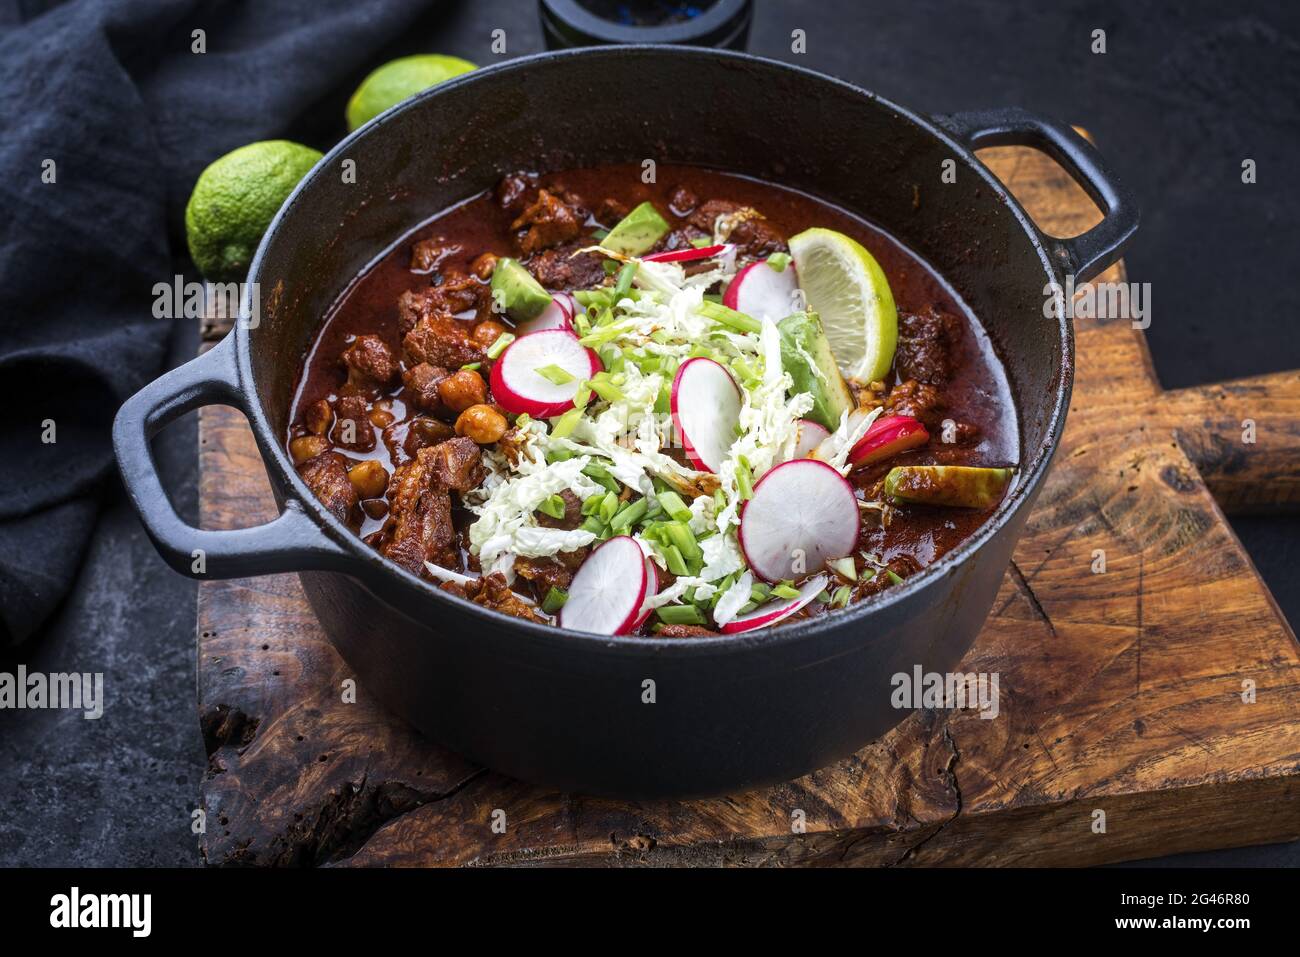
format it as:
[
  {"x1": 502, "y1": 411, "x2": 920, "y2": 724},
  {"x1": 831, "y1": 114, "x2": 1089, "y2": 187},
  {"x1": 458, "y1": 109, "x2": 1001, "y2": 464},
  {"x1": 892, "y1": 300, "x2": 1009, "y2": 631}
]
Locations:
[{"x1": 0, "y1": 0, "x2": 435, "y2": 643}]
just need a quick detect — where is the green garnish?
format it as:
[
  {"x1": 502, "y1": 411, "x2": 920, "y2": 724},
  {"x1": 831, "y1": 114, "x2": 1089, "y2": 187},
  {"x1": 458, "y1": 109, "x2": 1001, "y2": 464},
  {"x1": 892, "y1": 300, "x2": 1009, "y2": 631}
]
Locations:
[
  {"x1": 485, "y1": 332, "x2": 515, "y2": 360},
  {"x1": 609, "y1": 497, "x2": 648, "y2": 531},
  {"x1": 831, "y1": 585, "x2": 851, "y2": 607},
  {"x1": 588, "y1": 377, "x2": 626, "y2": 404},
  {"x1": 537, "y1": 494, "x2": 568, "y2": 520},
  {"x1": 766, "y1": 251, "x2": 792, "y2": 272},
  {"x1": 689, "y1": 236, "x2": 713, "y2": 249},
  {"x1": 657, "y1": 604, "x2": 706, "y2": 626},
  {"x1": 602, "y1": 259, "x2": 620, "y2": 276},
  {"x1": 886, "y1": 569, "x2": 905, "y2": 586},
  {"x1": 598, "y1": 491, "x2": 620, "y2": 524},
  {"x1": 698, "y1": 300, "x2": 762, "y2": 335},
  {"x1": 542, "y1": 587, "x2": 569, "y2": 615},
  {"x1": 613, "y1": 261, "x2": 639, "y2": 298},
  {"x1": 663, "y1": 544, "x2": 689, "y2": 577},
  {"x1": 460, "y1": 362, "x2": 481, "y2": 371},
  {"x1": 550, "y1": 406, "x2": 583, "y2": 438},
  {"x1": 656, "y1": 490, "x2": 692, "y2": 524},
  {"x1": 771, "y1": 582, "x2": 800, "y2": 600},
  {"x1": 535, "y1": 363, "x2": 575, "y2": 385},
  {"x1": 735, "y1": 455, "x2": 754, "y2": 500}
]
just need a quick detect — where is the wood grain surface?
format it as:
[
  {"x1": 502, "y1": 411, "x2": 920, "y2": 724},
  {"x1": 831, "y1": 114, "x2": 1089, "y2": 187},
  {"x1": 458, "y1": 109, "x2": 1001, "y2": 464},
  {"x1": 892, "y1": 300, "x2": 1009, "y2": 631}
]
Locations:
[{"x1": 195, "y1": 142, "x2": 1300, "y2": 866}]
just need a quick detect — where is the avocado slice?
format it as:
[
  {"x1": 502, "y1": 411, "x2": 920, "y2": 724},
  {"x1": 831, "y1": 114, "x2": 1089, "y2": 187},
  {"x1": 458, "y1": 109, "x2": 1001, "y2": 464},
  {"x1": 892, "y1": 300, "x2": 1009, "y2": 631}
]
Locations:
[
  {"x1": 777, "y1": 311, "x2": 855, "y2": 431},
  {"x1": 884, "y1": 466, "x2": 1013, "y2": 509},
  {"x1": 490, "y1": 257, "x2": 552, "y2": 321},
  {"x1": 603, "y1": 201, "x2": 670, "y2": 256}
]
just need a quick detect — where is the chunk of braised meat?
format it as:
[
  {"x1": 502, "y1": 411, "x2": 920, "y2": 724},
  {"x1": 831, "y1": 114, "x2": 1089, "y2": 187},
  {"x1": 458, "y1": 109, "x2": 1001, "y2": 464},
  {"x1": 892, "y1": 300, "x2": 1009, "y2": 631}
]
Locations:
[
  {"x1": 511, "y1": 188, "x2": 582, "y2": 255},
  {"x1": 298, "y1": 451, "x2": 358, "y2": 526},
  {"x1": 495, "y1": 171, "x2": 538, "y2": 215},
  {"x1": 668, "y1": 186, "x2": 699, "y2": 216},
  {"x1": 852, "y1": 555, "x2": 922, "y2": 602},
  {"x1": 657, "y1": 225, "x2": 712, "y2": 253},
  {"x1": 534, "y1": 489, "x2": 583, "y2": 530},
  {"x1": 896, "y1": 305, "x2": 963, "y2": 385},
  {"x1": 402, "y1": 362, "x2": 449, "y2": 414},
  {"x1": 443, "y1": 572, "x2": 547, "y2": 623},
  {"x1": 303, "y1": 398, "x2": 333, "y2": 436},
  {"x1": 340, "y1": 334, "x2": 398, "y2": 388},
  {"x1": 595, "y1": 197, "x2": 628, "y2": 224},
  {"x1": 396, "y1": 272, "x2": 486, "y2": 336},
  {"x1": 526, "y1": 242, "x2": 607, "y2": 290},
  {"x1": 331, "y1": 394, "x2": 376, "y2": 451},
  {"x1": 688, "y1": 200, "x2": 787, "y2": 258},
  {"x1": 403, "y1": 311, "x2": 485, "y2": 370},
  {"x1": 658, "y1": 624, "x2": 719, "y2": 638},
  {"x1": 381, "y1": 446, "x2": 458, "y2": 574},
  {"x1": 470, "y1": 252, "x2": 498, "y2": 280},
  {"x1": 401, "y1": 416, "x2": 457, "y2": 457},
  {"x1": 513, "y1": 556, "x2": 574, "y2": 596},
  {"x1": 426, "y1": 435, "x2": 486, "y2": 492},
  {"x1": 883, "y1": 378, "x2": 944, "y2": 429},
  {"x1": 410, "y1": 238, "x2": 464, "y2": 274}
]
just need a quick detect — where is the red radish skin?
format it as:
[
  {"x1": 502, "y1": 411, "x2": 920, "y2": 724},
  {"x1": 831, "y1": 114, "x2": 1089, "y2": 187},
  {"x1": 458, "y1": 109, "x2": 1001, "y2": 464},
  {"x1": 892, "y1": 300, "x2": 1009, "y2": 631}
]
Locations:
[
  {"x1": 642, "y1": 243, "x2": 733, "y2": 264},
  {"x1": 848, "y1": 414, "x2": 929, "y2": 468},
  {"x1": 632, "y1": 553, "x2": 660, "y2": 630},
  {"x1": 515, "y1": 294, "x2": 575, "y2": 336},
  {"x1": 722, "y1": 258, "x2": 800, "y2": 321},
  {"x1": 489, "y1": 329, "x2": 601, "y2": 418},
  {"x1": 738, "y1": 459, "x2": 860, "y2": 582},
  {"x1": 670, "y1": 357, "x2": 743, "y2": 474},
  {"x1": 721, "y1": 575, "x2": 828, "y2": 634},
  {"x1": 559, "y1": 536, "x2": 649, "y2": 635},
  {"x1": 792, "y1": 419, "x2": 831, "y2": 459}
]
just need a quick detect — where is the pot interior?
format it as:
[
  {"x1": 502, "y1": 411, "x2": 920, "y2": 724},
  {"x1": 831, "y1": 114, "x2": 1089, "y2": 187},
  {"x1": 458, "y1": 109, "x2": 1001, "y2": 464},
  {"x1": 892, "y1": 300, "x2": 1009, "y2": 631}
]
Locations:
[{"x1": 247, "y1": 47, "x2": 1063, "y2": 481}]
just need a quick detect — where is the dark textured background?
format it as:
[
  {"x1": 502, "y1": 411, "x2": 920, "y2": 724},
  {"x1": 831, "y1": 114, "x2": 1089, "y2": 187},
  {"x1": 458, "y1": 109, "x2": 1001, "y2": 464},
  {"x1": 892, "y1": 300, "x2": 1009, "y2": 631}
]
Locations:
[{"x1": 1, "y1": 0, "x2": 1296, "y2": 866}]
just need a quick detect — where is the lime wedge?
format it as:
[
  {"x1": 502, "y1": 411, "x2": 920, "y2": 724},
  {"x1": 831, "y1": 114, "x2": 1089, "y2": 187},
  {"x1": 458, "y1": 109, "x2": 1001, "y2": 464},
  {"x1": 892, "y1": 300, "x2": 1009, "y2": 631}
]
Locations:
[{"x1": 787, "y1": 227, "x2": 898, "y2": 383}]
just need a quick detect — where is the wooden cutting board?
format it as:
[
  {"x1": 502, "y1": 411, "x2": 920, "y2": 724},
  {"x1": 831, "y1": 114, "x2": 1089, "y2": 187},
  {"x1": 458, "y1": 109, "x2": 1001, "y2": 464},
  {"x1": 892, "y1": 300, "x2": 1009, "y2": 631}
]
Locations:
[{"x1": 195, "y1": 139, "x2": 1300, "y2": 867}]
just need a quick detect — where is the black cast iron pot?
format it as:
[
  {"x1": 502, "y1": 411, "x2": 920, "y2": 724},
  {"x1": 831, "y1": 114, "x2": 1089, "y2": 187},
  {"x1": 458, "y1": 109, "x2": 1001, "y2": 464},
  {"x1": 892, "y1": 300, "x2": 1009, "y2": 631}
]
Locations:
[{"x1": 114, "y1": 47, "x2": 1136, "y2": 798}]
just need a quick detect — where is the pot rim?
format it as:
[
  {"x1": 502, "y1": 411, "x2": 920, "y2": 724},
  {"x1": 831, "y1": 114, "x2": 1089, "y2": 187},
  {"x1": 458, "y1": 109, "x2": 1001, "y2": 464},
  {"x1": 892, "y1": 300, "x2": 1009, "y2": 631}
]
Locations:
[{"x1": 240, "y1": 44, "x2": 1074, "y2": 656}]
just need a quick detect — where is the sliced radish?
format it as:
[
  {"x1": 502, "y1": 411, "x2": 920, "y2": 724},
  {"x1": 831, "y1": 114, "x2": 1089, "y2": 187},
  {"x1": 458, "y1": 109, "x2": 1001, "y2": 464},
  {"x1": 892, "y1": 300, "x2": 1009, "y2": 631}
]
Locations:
[
  {"x1": 738, "y1": 459, "x2": 860, "y2": 582},
  {"x1": 631, "y1": 547, "x2": 660, "y2": 631},
  {"x1": 848, "y1": 414, "x2": 929, "y2": 468},
  {"x1": 514, "y1": 293, "x2": 575, "y2": 336},
  {"x1": 721, "y1": 574, "x2": 828, "y2": 634},
  {"x1": 489, "y1": 329, "x2": 601, "y2": 418},
  {"x1": 792, "y1": 418, "x2": 830, "y2": 459},
  {"x1": 670, "y1": 357, "x2": 742, "y2": 473},
  {"x1": 642, "y1": 243, "x2": 733, "y2": 264},
  {"x1": 559, "y1": 536, "x2": 649, "y2": 635},
  {"x1": 722, "y1": 258, "x2": 800, "y2": 322}
]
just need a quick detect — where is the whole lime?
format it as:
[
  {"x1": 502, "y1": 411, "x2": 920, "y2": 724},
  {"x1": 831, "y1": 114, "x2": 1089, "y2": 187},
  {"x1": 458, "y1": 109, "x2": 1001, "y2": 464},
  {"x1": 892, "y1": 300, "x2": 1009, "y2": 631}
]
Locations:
[
  {"x1": 185, "y1": 140, "x2": 322, "y2": 283},
  {"x1": 346, "y1": 54, "x2": 477, "y2": 131}
]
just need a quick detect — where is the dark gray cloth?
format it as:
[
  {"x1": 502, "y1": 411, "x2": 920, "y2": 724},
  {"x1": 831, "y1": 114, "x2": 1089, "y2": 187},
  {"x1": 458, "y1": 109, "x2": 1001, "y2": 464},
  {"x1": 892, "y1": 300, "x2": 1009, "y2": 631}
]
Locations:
[{"x1": 0, "y1": 0, "x2": 431, "y2": 642}]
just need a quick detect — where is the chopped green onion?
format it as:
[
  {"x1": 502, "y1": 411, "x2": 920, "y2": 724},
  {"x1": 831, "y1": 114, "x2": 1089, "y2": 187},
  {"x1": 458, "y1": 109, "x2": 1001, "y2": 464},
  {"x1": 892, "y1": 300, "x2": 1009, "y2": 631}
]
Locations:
[
  {"x1": 486, "y1": 332, "x2": 515, "y2": 360},
  {"x1": 598, "y1": 491, "x2": 620, "y2": 524},
  {"x1": 602, "y1": 259, "x2": 620, "y2": 276},
  {"x1": 831, "y1": 585, "x2": 852, "y2": 607},
  {"x1": 537, "y1": 494, "x2": 567, "y2": 520},
  {"x1": 572, "y1": 381, "x2": 592, "y2": 410},
  {"x1": 689, "y1": 236, "x2": 712, "y2": 249},
  {"x1": 460, "y1": 362, "x2": 481, "y2": 371},
  {"x1": 580, "y1": 515, "x2": 605, "y2": 535},
  {"x1": 698, "y1": 299, "x2": 762, "y2": 335},
  {"x1": 550, "y1": 407, "x2": 583, "y2": 439},
  {"x1": 535, "y1": 363, "x2": 575, "y2": 385},
  {"x1": 609, "y1": 497, "x2": 648, "y2": 531},
  {"x1": 736, "y1": 601, "x2": 758, "y2": 615},
  {"x1": 663, "y1": 544, "x2": 689, "y2": 577},
  {"x1": 588, "y1": 377, "x2": 626, "y2": 404},
  {"x1": 546, "y1": 446, "x2": 574, "y2": 463},
  {"x1": 591, "y1": 227, "x2": 610, "y2": 241},
  {"x1": 772, "y1": 583, "x2": 800, "y2": 600},
  {"x1": 542, "y1": 587, "x2": 569, "y2": 615},
  {"x1": 613, "y1": 261, "x2": 639, "y2": 298},
  {"x1": 581, "y1": 461, "x2": 619, "y2": 493},
  {"x1": 886, "y1": 569, "x2": 905, "y2": 586},
  {"x1": 766, "y1": 251, "x2": 792, "y2": 272},
  {"x1": 664, "y1": 521, "x2": 701, "y2": 562},
  {"x1": 735, "y1": 456, "x2": 754, "y2": 500},
  {"x1": 656, "y1": 490, "x2": 692, "y2": 523},
  {"x1": 656, "y1": 604, "x2": 706, "y2": 626},
  {"x1": 581, "y1": 493, "x2": 604, "y2": 516},
  {"x1": 750, "y1": 583, "x2": 771, "y2": 604}
]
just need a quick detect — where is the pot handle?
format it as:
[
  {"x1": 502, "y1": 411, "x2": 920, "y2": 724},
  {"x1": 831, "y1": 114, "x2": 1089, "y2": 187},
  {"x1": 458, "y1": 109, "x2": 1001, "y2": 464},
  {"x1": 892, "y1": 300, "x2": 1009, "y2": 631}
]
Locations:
[
  {"x1": 112, "y1": 333, "x2": 353, "y2": 579},
  {"x1": 934, "y1": 107, "x2": 1139, "y2": 283}
]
